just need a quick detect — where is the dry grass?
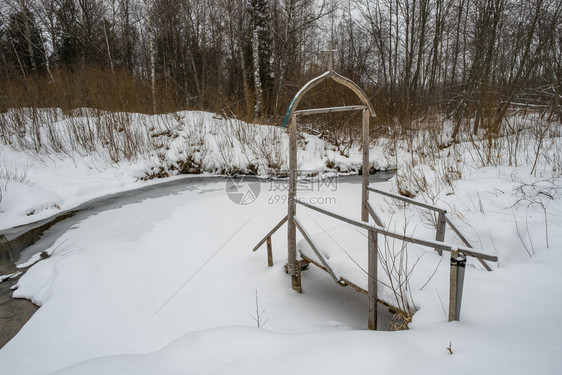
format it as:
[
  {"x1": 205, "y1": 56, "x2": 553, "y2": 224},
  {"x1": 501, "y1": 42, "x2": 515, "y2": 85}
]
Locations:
[
  {"x1": 1, "y1": 68, "x2": 179, "y2": 115},
  {"x1": 0, "y1": 160, "x2": 30, "y2": 203}
]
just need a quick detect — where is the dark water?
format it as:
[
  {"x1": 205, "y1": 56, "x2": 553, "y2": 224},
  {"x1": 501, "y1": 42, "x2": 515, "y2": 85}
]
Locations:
[{"x1": 0, "y1": 263, "x2": 38, "y2": 349}]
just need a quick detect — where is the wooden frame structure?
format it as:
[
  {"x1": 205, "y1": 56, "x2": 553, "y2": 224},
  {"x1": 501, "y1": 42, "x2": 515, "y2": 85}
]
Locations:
[
  {"x1": 252, "y1": 53, "x2": 498, "y2": 330},
  {"x1": 281, "y1": 63, "x2": 376, "y2": 295}
]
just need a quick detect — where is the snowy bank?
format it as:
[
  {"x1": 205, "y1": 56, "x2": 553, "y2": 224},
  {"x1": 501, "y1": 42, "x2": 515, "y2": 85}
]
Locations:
[{"x1": 0, "y1": 110, "x2": 561, "y2": 374}]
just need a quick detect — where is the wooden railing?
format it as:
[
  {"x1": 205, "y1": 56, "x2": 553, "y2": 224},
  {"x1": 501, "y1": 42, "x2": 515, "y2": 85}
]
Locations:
[
  {"x1": 366, "y1": 187, "x2": 493, "y2": 271},
  {"x1": 252, "y1": 215, "x2": 288, "y2": 268},
  {"x1": 296, "y1": 199, "x2": 497, "y2": 324},
  {"x1": 252, "y1": 192, "x2": 498, "y2": 328},
  {"x1": 297, "y1": 200, "x2": 497, "y2": 261}
]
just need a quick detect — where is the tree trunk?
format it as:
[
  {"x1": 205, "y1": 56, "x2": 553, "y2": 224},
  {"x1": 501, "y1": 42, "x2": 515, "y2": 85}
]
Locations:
[
  {"x1": 143, "y1": 0, "x2": 156, "y2": 113},
  {"x1": 20, "y1": 1, "x2": 37, "y2": 72},
  {"x1": 252, "y1": 28, "x2": 262, "y2": 120}
]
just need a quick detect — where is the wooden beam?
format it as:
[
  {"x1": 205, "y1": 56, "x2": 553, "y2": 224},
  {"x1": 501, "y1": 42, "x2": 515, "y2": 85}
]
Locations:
[
  {"x1": 455, "y1": 252, "x2": 466, "y2": 320},
  {"x1": 266, "y1": 236, "x2": 273, "y2": 267},
  {"x1": 338, "y1": 277, "x2": 408, "y2": 317},
  {"x1": 300, "y1": 253, "x2": 410, "y2": 318},
  {"x1": 300, "y1": 253, "x2": 334, "y2": 278},
  {"x1": 449, "y1": 249, "x2": 458, "y2": 321},
  {"x1": 444, "y1": 215, "x2": 492, "y2": 271},
  {"x1": 294, "y1": 105, "x2": 366, "y2": 116},
  {"x1": 435, "y1": 212, "x2": 446, "y2": 256},
  {"x1": 294, "y1": 216, "x2": 339, "y2": 283},
  {"x1": 367, "y1": 187, "x2": 448, "y2": 213},
  {"x1": 367, "y1": 201, "x2": 384, "y2": 227},
  {"x1": 295, "y1": 199, "x2": 497, "y2": 261},
  {"x1": 367, "y1": 188, "x2": 497, "y2": 264},
  {"x1": 377, "y1": 226, "x2": 497, "y2": 262},
  {"x1": 287, "y1": 116, "x2": 301, "y2": 292},
  {"x1": 368, "y1": 229, "x2": 378, "y2": 330},
  {"x1": 448, "y1": 249, "x2": 466, "y2": 321},
  {"x1": 252, "y1": 215, "x2": 288, "y2": 252},
  {"x1": 330, "y1": 71, "x2": 376, "y2": 117},
  {"x1": 296, "y1": 200, "x2": 374, "y2": 231},
  {"x1": 361, "y1": 109, "x2": 370, "y2": 222}
]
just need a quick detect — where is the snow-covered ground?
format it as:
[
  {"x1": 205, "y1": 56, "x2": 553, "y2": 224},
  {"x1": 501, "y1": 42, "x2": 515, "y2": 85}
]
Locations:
[
  {"x1": 0, "y1": 110, "x2": 561, "y2": 374},
  {"x1": 0, "y1": 110, "x2": 391, "y2": 231}
]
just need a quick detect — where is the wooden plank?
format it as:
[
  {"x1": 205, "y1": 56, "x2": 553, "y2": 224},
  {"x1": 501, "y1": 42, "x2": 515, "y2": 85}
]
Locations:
[
  {"x1": 252, "y1": 215, "x2": 288, "y2": 252},
  {"x1": 337, "y1": 276, "x2": 367, "y2": 295},
  {"x1": 266, "y1": 236, "x2": 273, "y2": 267},
  {"x1": 443, "y1": 215, "x2": 492, "y2": 271},
  {"x1": 368, "y1": 229, "x2": 378, "y2": 330},
  {"x1": 287, "y1": 116, "x2": 301, "y2": 292},
  {"x1": 367, "y1": 187, "x2": 447, "y2": 213},
  {"x1": 294, "y1": 216, "x2": 340, "y2": 283},
  {"x1": 300, "y1": 253, "x2": 334, "y2": 277},
  {"x1": 294, "y1": 105, "x2": 366, "y2": 116},
  {"x1": 361, "y1": 109, "x2": 370, "y2": 222},
  {"x1": 367, "y1": 201, "x2": 384, "y2": 227},
  {"x1": 338, "y1": 277, "x2": 408, "y2": 317},
  {"x1": 435, "y1": 212, "x2": 446, "y2": 256}
]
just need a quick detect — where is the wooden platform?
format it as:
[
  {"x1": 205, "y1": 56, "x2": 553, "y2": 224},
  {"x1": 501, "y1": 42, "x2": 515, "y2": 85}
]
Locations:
[{"x1": 295, "y1": 223, "x2": 445, "y2": 319}]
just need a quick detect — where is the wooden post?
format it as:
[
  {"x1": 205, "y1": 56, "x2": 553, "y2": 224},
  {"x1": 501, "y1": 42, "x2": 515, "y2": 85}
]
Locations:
[
  {"x1": 266, "y1": 236, "x2": 273, "y2": 267},
  {"x1": 288, "y1": 116, "x2": 302, "y2": 292},
  {"x1": 363, "y1": 109, "x2": 376, "y2": 329},
  {"x1": 435, "y1": 212, "x2": 446, "y2": 256},
  {"x1": 456, "y1": 252, "x2": 466, "y2": 320},
  {"x1": 449, "y1": 249, "x2": 466, "y2": 321},
  {"x1": 448, "y1": 248, "x2": 466, "y2": 321},
  {"x1": 368, "y1": 228, "x2": 378, "y2": 330},
  {"x1": 361, "y1": 109, "x2": 370, "y2": 223},
  {"x1": 448, "y1": 249, "x2": 458, "y2": 321}
]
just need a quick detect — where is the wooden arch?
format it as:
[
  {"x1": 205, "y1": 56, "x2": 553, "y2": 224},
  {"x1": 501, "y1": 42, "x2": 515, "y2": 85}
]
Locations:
[
  {"x1": 281, "y1": 70, "x2": 376, "y2": 128},
  {"x1": 252, "y1": 63, "x2": 498, "y2": 329},
  {"x1": 284, "y1": 67, "x2": 376, "y2": 298}
]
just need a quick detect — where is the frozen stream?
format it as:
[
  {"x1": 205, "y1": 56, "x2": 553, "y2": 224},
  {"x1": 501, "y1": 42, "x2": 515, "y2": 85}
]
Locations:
[{"x1": 0, "y1": 172, "x2": 394, "y2": 351}]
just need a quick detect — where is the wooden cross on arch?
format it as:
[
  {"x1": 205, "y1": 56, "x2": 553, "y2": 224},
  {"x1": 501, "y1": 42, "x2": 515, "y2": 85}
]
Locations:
[{"x1": 322, "y1": 41, "x2": 338, "y2": 71}]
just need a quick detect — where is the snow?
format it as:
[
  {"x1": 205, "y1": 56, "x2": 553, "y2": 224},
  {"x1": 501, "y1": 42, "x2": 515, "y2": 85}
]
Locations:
[
  {"x1": 0, "y1": 271, "x2": 21, "y2": 282},
  {"x1": 0, "y1": 110, "x2": 561, "y2": 374},
  {"x1": 0, "y1": 110, "x2": 387, "y2": 231}
]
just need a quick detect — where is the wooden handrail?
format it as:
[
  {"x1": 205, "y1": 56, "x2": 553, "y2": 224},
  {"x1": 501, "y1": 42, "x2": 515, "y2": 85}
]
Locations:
[
  {"x1": 296, "y1": 200, "x2": 497, "y2": 262},
  {"x1": 367, "y1": 188, "x2": 498, "y2": 263},
  {"x1": 296, "y1": 200, "x2": 375, "y2": 231},
  {"x1": 252, "y1": 215, "x2": 288, "y2": 252},
  {"x1": 367, "y1": 187, "x2": 448, "y2": 213}
]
